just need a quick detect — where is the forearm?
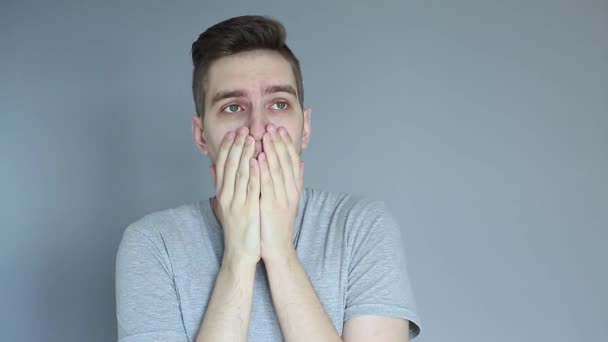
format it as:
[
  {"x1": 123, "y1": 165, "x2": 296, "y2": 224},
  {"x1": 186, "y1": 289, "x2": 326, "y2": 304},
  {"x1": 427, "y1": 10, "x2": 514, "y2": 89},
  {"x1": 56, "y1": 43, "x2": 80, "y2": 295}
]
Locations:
[
  {"x1": 264, "y1": 251, "x2": 342, "y2": 342},
  {"x1": 195, "y1": 256, "x2": 256, "y2": 342}
]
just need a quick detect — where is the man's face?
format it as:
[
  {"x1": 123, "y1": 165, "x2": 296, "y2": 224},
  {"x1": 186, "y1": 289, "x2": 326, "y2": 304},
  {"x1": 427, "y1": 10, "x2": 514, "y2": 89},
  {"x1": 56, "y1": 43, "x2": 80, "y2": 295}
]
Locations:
[{"x1": 192, "y1": 49, "x2": 311, "y2": 165}]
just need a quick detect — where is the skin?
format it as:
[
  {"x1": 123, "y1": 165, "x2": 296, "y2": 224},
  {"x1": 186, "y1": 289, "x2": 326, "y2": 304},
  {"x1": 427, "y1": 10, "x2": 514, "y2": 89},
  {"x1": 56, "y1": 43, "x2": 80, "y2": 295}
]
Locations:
[
  {"x1": 192, "y1": 48, "x2": 311, "y2": 261},
  {"x1": 192, "y1": 49, "x2": 311, "y2": 166},
  {"x1": 191, "y1": 49, "x2": 409, "y2": 342}
]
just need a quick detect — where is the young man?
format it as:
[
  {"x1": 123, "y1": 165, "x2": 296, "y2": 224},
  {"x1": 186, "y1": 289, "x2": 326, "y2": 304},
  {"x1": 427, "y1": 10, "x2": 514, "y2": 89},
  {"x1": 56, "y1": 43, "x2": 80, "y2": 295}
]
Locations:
[{"x1": 115, "y1": 15, "x2": 422, "y2": 342}]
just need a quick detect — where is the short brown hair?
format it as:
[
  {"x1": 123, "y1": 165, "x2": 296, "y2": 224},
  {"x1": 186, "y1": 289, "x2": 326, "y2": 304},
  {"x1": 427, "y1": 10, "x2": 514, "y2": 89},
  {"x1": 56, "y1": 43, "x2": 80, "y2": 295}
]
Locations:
[{"x1": 191, "y1": 15, "x2": 304, "y2": 118}]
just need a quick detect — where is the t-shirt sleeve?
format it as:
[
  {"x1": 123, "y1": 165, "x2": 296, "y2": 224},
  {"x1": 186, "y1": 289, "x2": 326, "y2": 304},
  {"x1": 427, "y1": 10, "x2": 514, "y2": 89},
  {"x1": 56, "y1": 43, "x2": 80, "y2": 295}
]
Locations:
[
  {"x1": 115, "y1": 225, "x2": 189, "y2": 342},
  {"x1": 344, "y1": 200, "x2": 422, "y2": 339}
]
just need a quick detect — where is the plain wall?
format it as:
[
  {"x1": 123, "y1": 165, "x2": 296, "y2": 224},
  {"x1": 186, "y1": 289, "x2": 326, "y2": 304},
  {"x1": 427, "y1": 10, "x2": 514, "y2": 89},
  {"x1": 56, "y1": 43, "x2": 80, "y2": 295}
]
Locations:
[{"x1": 2, "y1": 0, "x2": 606, "y2": 341}]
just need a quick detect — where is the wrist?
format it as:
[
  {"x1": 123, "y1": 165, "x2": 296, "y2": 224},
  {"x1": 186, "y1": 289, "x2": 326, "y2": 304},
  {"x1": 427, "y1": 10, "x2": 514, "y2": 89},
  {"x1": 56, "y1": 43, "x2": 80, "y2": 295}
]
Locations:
[
  {"x1": 222, "y1": 253, "x2": 258, "y2": 273},
  {"x1": 262, "y1": 248, "x2": 298, "y2": 269}
]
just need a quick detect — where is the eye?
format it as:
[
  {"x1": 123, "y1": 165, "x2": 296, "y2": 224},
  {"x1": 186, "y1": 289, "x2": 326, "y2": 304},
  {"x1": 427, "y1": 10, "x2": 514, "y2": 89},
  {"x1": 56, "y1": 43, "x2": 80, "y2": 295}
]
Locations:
[
  {"x1": 271, "y1": 101, "x2": 289, "y2": 111},
  {"x1": 222, "y1": 104, "x2": 243, "y2": 113}
]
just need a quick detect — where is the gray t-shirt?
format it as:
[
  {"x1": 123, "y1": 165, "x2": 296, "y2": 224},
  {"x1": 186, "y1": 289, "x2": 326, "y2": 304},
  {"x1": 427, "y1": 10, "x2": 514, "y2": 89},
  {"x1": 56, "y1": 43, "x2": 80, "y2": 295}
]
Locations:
[{"x1": 115, "y1": 186, "x2": 422, "y2": 341}]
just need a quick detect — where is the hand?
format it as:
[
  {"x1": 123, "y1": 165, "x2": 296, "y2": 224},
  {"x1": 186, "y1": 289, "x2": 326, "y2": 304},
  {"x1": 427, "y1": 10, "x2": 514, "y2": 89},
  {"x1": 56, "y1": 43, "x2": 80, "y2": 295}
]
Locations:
[
  {"x1": 258, "y1": 124, "x2": 305, "y2": 262},
  {"x1": 210, "y1": 127, "x2": 261, "y2": 266}
]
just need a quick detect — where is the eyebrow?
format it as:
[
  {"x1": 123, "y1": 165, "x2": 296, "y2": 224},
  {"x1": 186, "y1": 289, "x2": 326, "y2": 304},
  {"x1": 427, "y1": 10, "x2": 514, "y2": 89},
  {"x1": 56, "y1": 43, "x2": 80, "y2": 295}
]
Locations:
[
  {"x1": 263, "y1": 84, "x2": 297, "y2": 98},
  {"x1": 210, "y1": 84, "x2": 298, "y2": 107}
]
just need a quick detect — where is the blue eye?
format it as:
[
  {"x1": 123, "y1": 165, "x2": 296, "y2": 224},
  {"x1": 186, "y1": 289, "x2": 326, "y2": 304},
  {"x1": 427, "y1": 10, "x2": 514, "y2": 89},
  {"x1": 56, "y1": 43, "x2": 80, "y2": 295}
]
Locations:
[
  {"x1": 271, "y1": 101, "x2": 288, "y2": 110},
  {"x1": 223, "y1": 104, "x2": 242, "y2": 113}
]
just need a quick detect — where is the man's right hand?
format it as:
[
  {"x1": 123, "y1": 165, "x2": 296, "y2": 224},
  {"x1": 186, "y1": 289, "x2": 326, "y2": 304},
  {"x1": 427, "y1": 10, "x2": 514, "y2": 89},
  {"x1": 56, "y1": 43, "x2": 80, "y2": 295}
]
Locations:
[{"x1": 210, "y1": 126, "x2": 261, "y2": 266}]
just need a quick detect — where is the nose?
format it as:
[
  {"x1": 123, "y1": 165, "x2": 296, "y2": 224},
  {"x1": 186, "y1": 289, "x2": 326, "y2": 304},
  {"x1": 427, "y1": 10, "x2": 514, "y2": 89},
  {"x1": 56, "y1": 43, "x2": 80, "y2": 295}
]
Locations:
[
  {"x1": 246, "y1": 114, "x2": 269, "y2": 157},
  {"x1": 248, "y1": 120, "x2": 267, "y2": 141}
]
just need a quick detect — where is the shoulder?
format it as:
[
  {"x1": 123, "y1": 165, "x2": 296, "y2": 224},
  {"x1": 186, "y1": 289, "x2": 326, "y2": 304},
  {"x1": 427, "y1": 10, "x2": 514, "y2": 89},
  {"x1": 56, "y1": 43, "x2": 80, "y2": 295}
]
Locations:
[
  {"x1": 303, "y1": 186, "x2": 391, "y2": 228},
  {"x1": 120, "y1": 200, "x2": 202, "y2": 243}
]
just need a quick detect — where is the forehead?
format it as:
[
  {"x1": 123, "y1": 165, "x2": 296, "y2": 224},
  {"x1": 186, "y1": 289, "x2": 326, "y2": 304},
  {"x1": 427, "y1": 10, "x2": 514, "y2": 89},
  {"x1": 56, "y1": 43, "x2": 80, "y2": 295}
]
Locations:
[{"x1": 205, "y1": 50, "x2": 297, "y2": 96}]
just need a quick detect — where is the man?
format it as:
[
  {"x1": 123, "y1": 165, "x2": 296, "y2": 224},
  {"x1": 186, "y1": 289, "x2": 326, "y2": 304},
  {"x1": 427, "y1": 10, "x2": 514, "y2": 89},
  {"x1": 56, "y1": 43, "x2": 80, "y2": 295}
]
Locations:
[{"x1": 115, "y1": 15, "x2": 422, "y2": 342}]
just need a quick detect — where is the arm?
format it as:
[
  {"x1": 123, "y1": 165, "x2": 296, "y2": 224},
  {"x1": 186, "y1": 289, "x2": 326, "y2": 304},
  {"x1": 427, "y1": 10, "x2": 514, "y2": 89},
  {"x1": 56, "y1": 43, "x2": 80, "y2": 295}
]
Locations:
[
  {"x1": 341, "y1": 200, "x2": 422, "y2": 341},
  {"x1": 264, "y1": 250, "x2": 342, "y2": 342},
  {"x1": 116, "y1": 227, "x2": 190, "y2": 342},
  {"x1": 197, "y1": 127, "x2": 262, "y2": 341},
  {"x1": 195, "y1": 257, "x2": 257, "y2": 342},
  {"x1": 342, "y1": 315, "x2": 409, "y2": 342},
  {"x1": 263, "y1": 245, "x2": 411, "y2": 342}
]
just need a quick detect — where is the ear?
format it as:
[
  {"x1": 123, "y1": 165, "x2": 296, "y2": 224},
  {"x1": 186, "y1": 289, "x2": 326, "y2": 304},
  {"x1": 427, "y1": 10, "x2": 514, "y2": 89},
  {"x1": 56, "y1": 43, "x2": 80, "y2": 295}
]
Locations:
[
  {"x1": 192, "y1": 114, "x2": 209, "y2": 156},
  {"x1": 301, "y1": 107, "x2": 312, "y2": 150}
]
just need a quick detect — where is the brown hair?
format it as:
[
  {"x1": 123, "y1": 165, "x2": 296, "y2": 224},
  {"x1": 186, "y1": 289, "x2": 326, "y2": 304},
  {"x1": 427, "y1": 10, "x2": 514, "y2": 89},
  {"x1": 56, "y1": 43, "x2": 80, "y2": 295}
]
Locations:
[{"x1": 191, "y1": 15, "x2": 304, "y2": 118}]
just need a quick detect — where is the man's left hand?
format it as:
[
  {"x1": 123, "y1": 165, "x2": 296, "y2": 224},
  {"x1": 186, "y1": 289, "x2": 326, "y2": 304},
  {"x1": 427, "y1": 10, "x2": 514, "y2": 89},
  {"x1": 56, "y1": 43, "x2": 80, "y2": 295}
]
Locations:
[{"x1": 258, "y1": 124, "x2": 304, "y2": 262}]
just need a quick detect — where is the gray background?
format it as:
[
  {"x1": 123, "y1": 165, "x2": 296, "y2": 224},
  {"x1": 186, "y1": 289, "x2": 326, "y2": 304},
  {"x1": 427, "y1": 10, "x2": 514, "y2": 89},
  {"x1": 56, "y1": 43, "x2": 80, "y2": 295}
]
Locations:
[{"x1": 2, "y1": 0, "x2": 606, "y2": 341}]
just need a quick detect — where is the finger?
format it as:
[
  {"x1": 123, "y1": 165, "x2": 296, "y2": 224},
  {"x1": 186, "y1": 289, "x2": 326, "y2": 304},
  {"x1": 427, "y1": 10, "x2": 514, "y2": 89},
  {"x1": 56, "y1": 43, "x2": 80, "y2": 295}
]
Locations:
[
  {"x1": 234, "y1": 134, "x2": 255, "y2": 205},
  {"x1": 215, "y1": 131, "x2": 236, "y2": 194},
  {"x1": 277, "y1": 127, "x2": 300, "y2": 182},
  {"x1": 258, "y1": 152, "x2": 273, "y2": 203},
  {"x1": 222, "y1": 127, "x2": 249, "y2": 199},
  {"x1": 247, "y1": 155, "x2": 260, "y2": 209},
  {"x1": 273, "y1": 127, "x2": 297, "y2": 200},
  {"x1": 262, "y1": 131, "x2": 286, "y2": 203}
]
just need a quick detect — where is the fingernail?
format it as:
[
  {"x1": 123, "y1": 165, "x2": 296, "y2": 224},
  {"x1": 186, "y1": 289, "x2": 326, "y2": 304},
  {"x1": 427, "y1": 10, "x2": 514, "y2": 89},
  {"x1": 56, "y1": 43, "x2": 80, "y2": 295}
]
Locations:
[
  {"x1": 227, "y1": 131, "x2": 235, "y2": 139},
  {"x1": 245, "y1": 136, "x2": 253, "y2": 145}
]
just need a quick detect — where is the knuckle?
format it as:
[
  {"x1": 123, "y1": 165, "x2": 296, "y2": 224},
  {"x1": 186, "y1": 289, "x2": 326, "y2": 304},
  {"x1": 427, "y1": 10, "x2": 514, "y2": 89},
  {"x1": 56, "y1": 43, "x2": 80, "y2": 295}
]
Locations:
[
  {"x1": 226, "y1": 155, "x2": 237, "y2": 168},
  {"x1": 218, "y1": 194, "x2": 229, "y2": 207},
  {"x1": 220, "y1": 139, "x2": 232, "y2": 151},
  {"x1": 291, "y1": 191, "x2": 300, "y2": 202},
  {"x1": 228, "y1": 201, "x2": 236, "y2": 212}
]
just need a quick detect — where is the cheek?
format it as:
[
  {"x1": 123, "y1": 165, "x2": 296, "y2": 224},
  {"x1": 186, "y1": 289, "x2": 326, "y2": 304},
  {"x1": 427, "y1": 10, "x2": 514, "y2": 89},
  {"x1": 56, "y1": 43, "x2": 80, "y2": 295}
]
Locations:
[
  {"x1": 210, "y1": 127, "x2": 234, "y2": 149},
  {"x1": 283, "y1": 126, "x2": 301, "y2": 143},
  {"x1": 209, "y1": 136, "x2": 225, "y2": 163},
  {"x1": 278, "y1": 129, "x2": 303, "y2": 154}
]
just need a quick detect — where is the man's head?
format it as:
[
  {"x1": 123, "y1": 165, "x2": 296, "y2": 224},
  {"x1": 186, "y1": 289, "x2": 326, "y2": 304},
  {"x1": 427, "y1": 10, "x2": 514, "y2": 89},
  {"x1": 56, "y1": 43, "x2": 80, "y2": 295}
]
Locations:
[{"x1": 191, "y1": 15, "x2": 311, "y2": 163}]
